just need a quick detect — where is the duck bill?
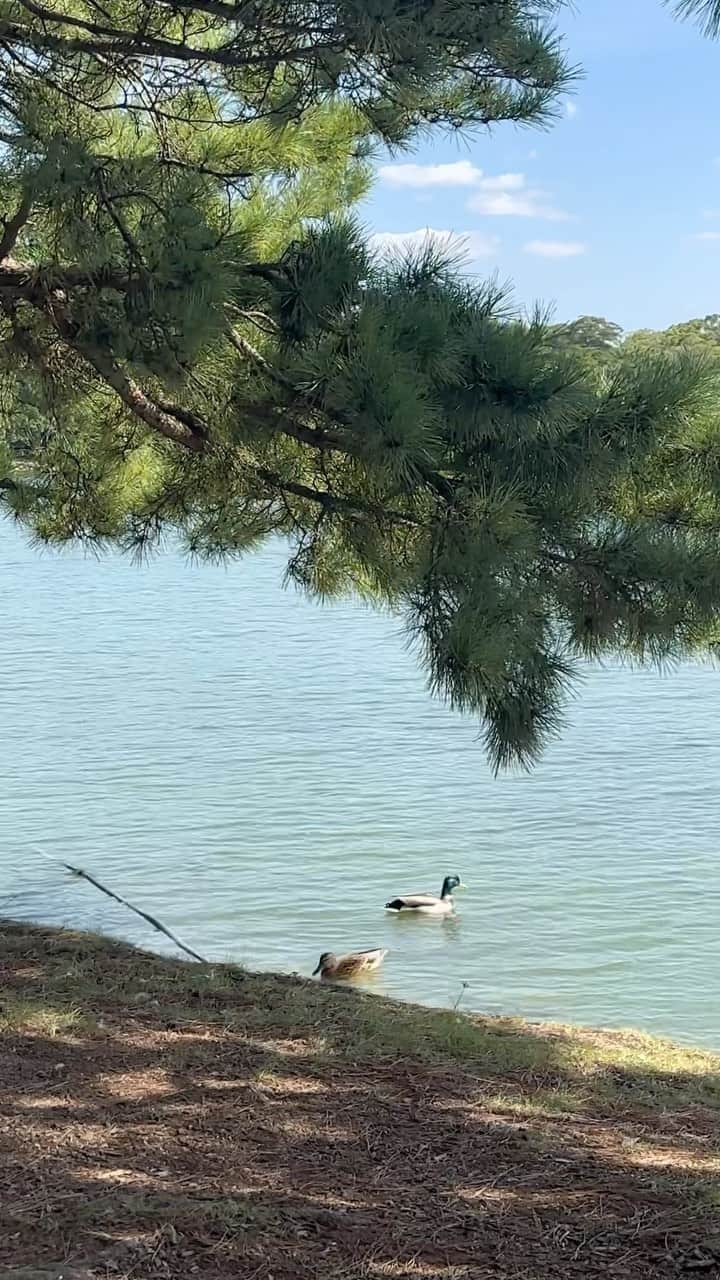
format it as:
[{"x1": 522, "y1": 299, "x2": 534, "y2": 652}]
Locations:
[{"x1": 312, "y1": 963, "x2": 321, "y2": 976}]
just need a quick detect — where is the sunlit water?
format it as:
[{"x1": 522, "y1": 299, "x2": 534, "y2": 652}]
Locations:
[{"x1": 1, "y1": 523, "x2": 719, "y2": 1046}]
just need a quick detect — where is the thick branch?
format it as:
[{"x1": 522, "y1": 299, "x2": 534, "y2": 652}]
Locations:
[
  {"x1": 78, "y1": 350, "x2": 208, "y2": 452},
  {"x1": 0, "y1": 190, "x2": 33, "y2": 261},
  {"x1": 0, "y1": 257, "x2": 206, "y2": 452},
  {"x1": 0, "y1": 258, "x2": 280, "y2": 296},
  {"x1": 36, "y1": 287, "x2": 208, "y2": 452},
  {"x1": 0, "y1": 259, "x2": 133, "y2": 294}
]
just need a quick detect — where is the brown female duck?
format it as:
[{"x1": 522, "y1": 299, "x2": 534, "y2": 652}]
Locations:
[{"x1": 312, "y1": 947, "x2": 388, "y2": 980}]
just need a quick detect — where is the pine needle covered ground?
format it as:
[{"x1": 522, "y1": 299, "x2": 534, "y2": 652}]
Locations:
[{"x1": 1, "y1": 922, "x2": 720, "y2": 1279}]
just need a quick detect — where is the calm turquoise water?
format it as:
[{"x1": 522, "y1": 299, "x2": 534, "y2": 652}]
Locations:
[{"x1": 1, "y1": 523, "x2": 719, "y2": 1046}]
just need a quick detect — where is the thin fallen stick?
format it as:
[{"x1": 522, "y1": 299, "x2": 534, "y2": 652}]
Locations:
[{"x1": 32, "y1": 846, "x2": 207, "y2": 964}]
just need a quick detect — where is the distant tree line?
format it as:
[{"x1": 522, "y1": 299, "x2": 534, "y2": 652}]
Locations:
[{"x1": 552, "y1": 314, "x2": 720, "y2": 357}]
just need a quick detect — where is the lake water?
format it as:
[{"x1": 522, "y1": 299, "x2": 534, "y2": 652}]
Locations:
[{"x1": 1, "y1": 523, "x2": 719, "y2": 1047}]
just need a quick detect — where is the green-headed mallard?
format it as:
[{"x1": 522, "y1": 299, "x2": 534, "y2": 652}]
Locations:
[
  {"x1": 312, "y1": 947, "x2": 388, "y2": 980},
  {"x1": 385, "y1": 874, "x2": 465, "y2": 916}
]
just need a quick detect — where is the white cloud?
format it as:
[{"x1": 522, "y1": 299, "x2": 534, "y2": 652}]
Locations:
[
  {"x1": 524, "y1": 240, "x2": 586, "y2": 258},
  {"x1": 478, "y1": 172, "x2": 525, "y2": 191},
  {"x1": 565, "y1": 101, "x2": 578, "y2": 118},
  {"x1": 370, "y1": 227, "x2": 500, "y2": 260},
  {"x1": 379, "y1": 162, "x2": 569, "y2": 221},
  {"x1": 469, "y1": 190, "x2": 567, "y2": 220},
  {"x1": 378, "y1": 160, "x2": 483, "y2": 188},
  {"x1": 694, "y1": 230, "x2": 720, "y2": 241},
  {"x1": 466, "y1": 172, "x2": 567, "y2": 220}
]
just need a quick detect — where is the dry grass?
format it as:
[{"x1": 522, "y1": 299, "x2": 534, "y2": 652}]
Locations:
[{"x1": 1, "y1": 920, "x2": 720, "y2": 1279}]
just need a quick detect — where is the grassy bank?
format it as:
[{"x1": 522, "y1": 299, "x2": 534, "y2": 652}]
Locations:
[{"x1": 1, "y1": 921, "x2": 720, "y2": 1279}]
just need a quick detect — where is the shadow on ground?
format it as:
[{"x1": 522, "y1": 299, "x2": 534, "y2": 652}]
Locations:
[{"x1": 1, "y1": 922, "x2": 719, "y2": 1279}]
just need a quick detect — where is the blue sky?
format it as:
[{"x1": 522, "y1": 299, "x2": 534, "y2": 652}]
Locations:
[{"x1": 361, "y1": 0, "x2": 720, "y2": 332}]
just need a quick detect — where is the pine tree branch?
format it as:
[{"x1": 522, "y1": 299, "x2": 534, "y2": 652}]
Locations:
[
  {"x1": 155, "y1": 396, "x2": 210, "y2": 441},
  {"x1": 228, "y1": 325, "x2": 344, "y2": 452},
  {"x1": 0, "y1": 190, "x2": 33, "y2": 261},
  {"x1": 543, "y1": 548, "x2": 625, "y2": 596},
  {"x1": 250, "y1": 466, "x2": 421, "y2": 527},
  {"x1": 14, "y1": 0, "x2": 143, "y2": 42},
  {"x1": 0, "y1": 258, "x2": 280, "y2": 296},
  {"x1": 159, "y1": 0, "x2": 259, "y2": 19},
  {"x1": 78, "y1": 352, "x2": 208, "y2": 452},
  {"x1": 0, "y1": 259, "x2": 134, "y2": 294},
  {"x1": 8, "y1": 267, "x2": 451, "y2": 519},
  {"x1": 673, "y1": 0, "x2": 720, "y2": 37},
  {"x1": 36, "y1": 288, "x2": 209, "y2": 452},
  {"x1": 0, "y1": 18, "x2": 342, "y2": 70},
  {"x1": 8, "y1": 289, "x2": 423, "y2": 521},
  {"x1": 156, "y1": 156, "x2": 253, "y2": 183},
  {"x1": 1, "y1": 294, "x2": 56, "y2": 379},
  {"x1": 227, "y1": 326, "x2": 295, "y2": 392},
  {"x1": 14, "y1": 0, "x2": 326, "y2": 38},
  {"x1": 94, "y1": 169, "x2": 147, "y2": 274},
  {"x1": 227, "y1": 324, "x2": 457, "y2": 502}
]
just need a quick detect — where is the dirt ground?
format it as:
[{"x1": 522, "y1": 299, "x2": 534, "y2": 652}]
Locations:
[{"x1": 1, "y1": 923, "x2": 720, "y2": 1279}]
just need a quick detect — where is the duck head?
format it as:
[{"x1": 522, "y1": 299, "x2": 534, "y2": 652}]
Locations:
[
  {"x1": 312, "y1": 952, "x2": 334, "y2": 975},
  {"x1": 441, "y1": 875, "x2": 466, "y2": 898}
]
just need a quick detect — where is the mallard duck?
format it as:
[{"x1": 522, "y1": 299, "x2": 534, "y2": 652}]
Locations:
[
  {"x1": 312, "y1": 947, "x2": 388, "y2": 980},
  {"x1": 385, "y1": 874, "x2": 465, "y2": 916}
]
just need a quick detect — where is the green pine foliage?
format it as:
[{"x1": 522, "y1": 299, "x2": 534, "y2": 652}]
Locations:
[
  {"x1": 2, "y1": 0, "x2": 720, "y2": 769},
  {"x1": 673, "y1": 0, "x2": 720, "y2": 35}
]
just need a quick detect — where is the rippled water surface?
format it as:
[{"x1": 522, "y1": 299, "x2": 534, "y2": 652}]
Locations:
[{"x1": 2, "y1": 524, "x2": 719, "y2": 1045}]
